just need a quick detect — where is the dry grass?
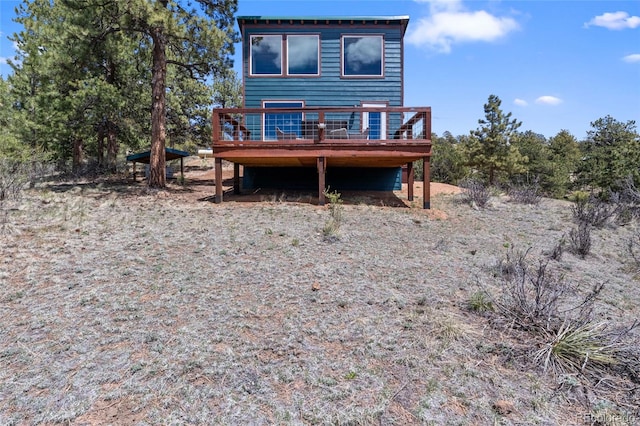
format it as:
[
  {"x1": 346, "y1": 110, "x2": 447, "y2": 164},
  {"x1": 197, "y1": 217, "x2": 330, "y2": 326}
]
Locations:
[{"x1": 1, "y1": 167, "x2": 639, "y2": 425}]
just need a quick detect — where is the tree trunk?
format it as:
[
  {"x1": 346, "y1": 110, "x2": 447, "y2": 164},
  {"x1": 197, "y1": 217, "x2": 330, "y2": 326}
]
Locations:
[
  {"x1": 97, "y1": 125, "x2": 105, "y2": 169},
  {"x1": 148, "y1": 26, "x2": 167, "y2": 188},
  {"x1": 106, "y1": 121, "x2": 118, "y2": 173},
  {"x1": 72, "y1": 137, "x2": 83, "y2": 174},
  {"x1": 105, "y1": 58, "x2": 118, "y2": 174}
]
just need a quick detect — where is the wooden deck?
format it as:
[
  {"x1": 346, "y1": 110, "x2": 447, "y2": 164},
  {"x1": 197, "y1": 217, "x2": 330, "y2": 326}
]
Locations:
[{"x1": 211, "y1": 106, "x2": 432, "y2": 208}]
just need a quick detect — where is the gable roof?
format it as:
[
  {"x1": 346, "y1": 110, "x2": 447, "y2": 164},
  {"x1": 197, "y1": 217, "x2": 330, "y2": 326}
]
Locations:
[{"x1": 237, "y1": 15, "x2": 410, "y2": 36}]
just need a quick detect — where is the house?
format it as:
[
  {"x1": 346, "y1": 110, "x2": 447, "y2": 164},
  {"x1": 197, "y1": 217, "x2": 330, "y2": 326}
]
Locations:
[{"x1": 212, "y1": 15, "x2": 432, "y2": 208}]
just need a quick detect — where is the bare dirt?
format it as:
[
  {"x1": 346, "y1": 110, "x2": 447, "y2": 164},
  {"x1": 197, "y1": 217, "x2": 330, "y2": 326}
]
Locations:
[{"x1": 1, "y1": 158, "x2": 638, "y2": 425}]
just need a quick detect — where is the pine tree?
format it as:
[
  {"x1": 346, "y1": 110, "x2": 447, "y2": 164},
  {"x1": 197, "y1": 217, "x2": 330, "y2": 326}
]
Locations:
[
  {"x1": 547, "y1": 130, "x2": 580, "y2": 197},
  {"x1": 578, "y1": 115, "x2": 640, "y2": 191},
  {"x1": 9, "y1": 0, "x2": 238, "y2": 184},
  {"x1": 462, "y1": 94, "x2": 525, "y2": 185}
]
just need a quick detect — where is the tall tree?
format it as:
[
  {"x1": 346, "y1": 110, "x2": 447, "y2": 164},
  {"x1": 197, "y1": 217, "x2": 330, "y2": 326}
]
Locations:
[
  {"x1": 510, "y1": 130, "x2": 549, "y2": 184},
  {"x1": 578, "y1": 115, "x2": 640, "y2": 191},
  {"x1": 213, "y1": 70, "x2": 242, "y2": 109},
  {"x1": 430, "y1": 131, "x2": 468, "y2": 184},
  {"x1": 112, "y1": 0, "x2": 239, "y2": 187},
  {"x1": 462, "y1": 94, "x2": 525, "y2": 185},
  {"x1": 10, "y1": 0, "x2": 238, "y2": 184},
  {"x1": 547, "y1": 130, "x2": 580, "y2": 197}
]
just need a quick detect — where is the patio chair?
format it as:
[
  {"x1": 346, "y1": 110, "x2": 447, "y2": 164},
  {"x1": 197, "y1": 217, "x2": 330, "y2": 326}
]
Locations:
[
  {"x1": 276, "y1": 127, "x2": 298, "y2": 140},
  {"x1": 349, "y1": 128, "x2": 370, "y2": 140},
  {"x1": 326, "y1": 128, "x2": 349, "y2": 139}
]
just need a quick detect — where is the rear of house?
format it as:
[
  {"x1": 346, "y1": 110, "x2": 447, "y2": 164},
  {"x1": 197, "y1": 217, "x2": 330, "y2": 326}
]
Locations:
[{"x1": 212, "y1": 15, "x2": 432, "y2": 207}]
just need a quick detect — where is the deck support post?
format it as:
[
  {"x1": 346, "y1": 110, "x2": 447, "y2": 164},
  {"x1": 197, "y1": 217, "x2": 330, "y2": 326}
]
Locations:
[
  {"x1": 406, "y1": 161, "x2": 414, "y2": 202},
  {"x1": 423, "y1": 156, "x2": 431, "y2": 209},
  {"x1": 233, "y1": 163, "x2": 240, "y2": 194},
  {"x1": 214, "y1": 157, "x2": 223, "y2": 204},
  {"x1": 317, "y1": 156, "x2": 326, "y2": 206}
]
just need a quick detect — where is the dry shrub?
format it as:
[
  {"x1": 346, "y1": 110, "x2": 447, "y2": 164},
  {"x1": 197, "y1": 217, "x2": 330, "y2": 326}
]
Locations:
[
  {"x1": 459, "y1": 178, "x2": 490, "y2": 208},
  {"x1": 508, "y1": 182, "x2": 542, "y2": 205},
  {"x1": 628, "y1": 227, "x2": 640, "y2": 269},
  {"x1": 569, "y1": 223, "x2": 592, "y2": 259},
  {"x1": 483, "y1": 248, "x2": 639, "y2": 385},
  {"x1": 547, "y1": 235, "x2": 566, "y2": 261},
  {"x1": 571, "y1": 193, "x2": 618, "y2": 228},
  {"x1": 0, "y1": 158, "x2": 29, "y2": 205}
]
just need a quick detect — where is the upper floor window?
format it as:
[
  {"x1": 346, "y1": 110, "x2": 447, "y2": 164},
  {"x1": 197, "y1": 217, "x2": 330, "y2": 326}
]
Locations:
[
  {"x1": 287, "y1": 35, "x2": 319, "y2": 75},
  {"x1": 342, "y1": 35, "x2": 383, "y2": 77},
  {"x1": 250, "y1": 34, "x2": 320, "y2": 77},
  {"x1": 251, "y1": 35, "x2": 282, "y2": 75}
]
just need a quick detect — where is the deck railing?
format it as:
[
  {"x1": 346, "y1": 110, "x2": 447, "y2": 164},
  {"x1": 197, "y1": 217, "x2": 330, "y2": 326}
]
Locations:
[{"x1": 212, "y1": 106, "x2": 431, "y2": 144}]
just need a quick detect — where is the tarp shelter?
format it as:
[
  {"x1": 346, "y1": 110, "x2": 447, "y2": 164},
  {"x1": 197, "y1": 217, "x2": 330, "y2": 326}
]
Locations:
[{"x1": 126, "y1": 147, "x2": 190, "y2": 181}]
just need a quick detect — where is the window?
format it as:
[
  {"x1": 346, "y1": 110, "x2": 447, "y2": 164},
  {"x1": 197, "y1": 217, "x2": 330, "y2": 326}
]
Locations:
[
  {"x1": 342, "y1": 35, "x2": 383, "y2": 77},
  {"x1": 251, "y1": 35, "x2": 282, "y2": 75},
  {"x1": 263, "y1": 101, "x2": 304, "y2": 140},
  {"x1": 287, "y1": 35, "x2": 319, "y2": 75}
]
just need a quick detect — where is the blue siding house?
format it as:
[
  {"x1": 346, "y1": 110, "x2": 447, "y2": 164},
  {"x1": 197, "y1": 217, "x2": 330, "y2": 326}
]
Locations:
[{"x1": 212, "y1": 16, "x2": 433, "y2": 207}]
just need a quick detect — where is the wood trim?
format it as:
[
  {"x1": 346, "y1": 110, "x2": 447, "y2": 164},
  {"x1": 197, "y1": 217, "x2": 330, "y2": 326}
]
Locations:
[
  {"x1": 407, "y1": 161, "x2": 414, "y2": 201},
  {"x1": 423, "y1": 156, "x2": 431, "y2": 209},
  {"x1": 317, "y1": 157, "x2": 326, "y2": 206},
  {"x1": 215, "y1": 157, "x2": 223, "y2": 204}
]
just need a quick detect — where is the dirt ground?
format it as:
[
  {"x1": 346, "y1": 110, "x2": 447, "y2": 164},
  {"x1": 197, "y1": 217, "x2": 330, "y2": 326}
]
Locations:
[
  {"x1": 1, "y1": 157, "x2": 638, "y2": 425},
  {"x1": 179, "y1": 157, "x2": 461, "y2": 212}
]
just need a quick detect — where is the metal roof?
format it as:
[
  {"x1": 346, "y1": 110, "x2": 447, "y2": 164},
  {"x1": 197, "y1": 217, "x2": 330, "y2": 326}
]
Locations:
[
  {"x1": 237, "y1": 15, "x2": 410, "y2": 36},
  {"x1": 126, "y1": 147, "x2": 190, "y2": 164}
]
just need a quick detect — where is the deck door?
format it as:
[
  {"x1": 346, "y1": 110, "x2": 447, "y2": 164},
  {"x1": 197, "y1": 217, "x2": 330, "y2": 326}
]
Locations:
[
  {"x1": 361, "y1": 102, "x2": 387, "y2": 140},
  {"x1": 263, "y1": 101, "x2": 304, "y2": 140}
]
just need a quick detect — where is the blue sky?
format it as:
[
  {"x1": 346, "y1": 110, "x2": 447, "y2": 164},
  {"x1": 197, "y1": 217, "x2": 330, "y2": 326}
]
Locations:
[{"x1": 1, "y1": 0, "x2": 638, "y2": 139}]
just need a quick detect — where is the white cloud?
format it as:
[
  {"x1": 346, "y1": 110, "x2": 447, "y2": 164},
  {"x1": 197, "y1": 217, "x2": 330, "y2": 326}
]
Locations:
[
  {"x1": 535, "y1": 96, "x2": 562, "y2": 106},
  {"x1": 623, "y1": 53, "x2": 640, "y2": 63},
  {"x1": 287, "y1": 36, "x2": 318, "y2": 70},
  {"x1": 514, "y1": 98, "x2": 528, "y2": 107},
  {"x1": 346, "y1": 37, "x2": 382, "y2": 69},
  {"x1": 585, "y1": 11, "x2": 640, "y2": 30},
  {"x1": 406, "y1": 0, "x2": 519, "y2": 53}
]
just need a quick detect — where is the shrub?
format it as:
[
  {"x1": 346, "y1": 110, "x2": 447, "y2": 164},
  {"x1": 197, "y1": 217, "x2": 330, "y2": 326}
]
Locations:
[
  {"x1": 568, "y1": 223, "x2": 592, "y2": 259},
  {"x1": 534, "y1": 321, "x2": 619, "y2": 375},
  {"x1": 507, "y1": 182, "x2": 542, "y2": 205},
  {"x1": 495, "y1": 257, "x2": 571, "y2": 330},
  {"x1": 322, "y1": 188, "x2": 343, "y2": 241},
  {"x1": 571, "y1": 193, "x2": 618, "y2": 228},
  {"x1": 482, "y1": 248, "x2": 640, "y2": 381},
  {"x1": 467, "y1": 290, "x2": 494, "y2": 313},
  {"x1": 616, "y1": 176, "x2": 640, "y2": 224},
  {"x1": 547, "y1": 235, "x2": 566, "y2": 261},
  {"x1": 459, "y1": 178, "x2": 490, "y2": 208},
  {"x1": 628, "y1": 227, "x2": 640, "y2": 269}
]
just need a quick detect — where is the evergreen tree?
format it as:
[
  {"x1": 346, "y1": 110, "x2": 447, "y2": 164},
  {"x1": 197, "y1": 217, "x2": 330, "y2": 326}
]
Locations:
[
  {"x1": 430, "y1": 131, "x2": 468, "y2": 184},
  {"x1": 9, "y1": 0, "x2": 238, "y2": 184},
  {"x1": 213, "y1": 70, "x2": 243, "y2": 109},
  {"x1": 510, "y1": 130, "x2": 549, "y2": 184},
  {"x1": 547, "y1": 130, "x2": 580, "y2": 197},
  {"x1": 462, "y1": 94, "x2": 526, "y2": 185},
  {"x1": 578, "y1": 115, "x2": 640, "y2": 191}
]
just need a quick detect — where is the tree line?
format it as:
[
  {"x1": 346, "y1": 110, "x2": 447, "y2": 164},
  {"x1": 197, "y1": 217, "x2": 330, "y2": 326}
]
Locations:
[
  {"x1": 1, "y1": 0, "x2": 240, "y2": 188},
  {"x1": 427, "y1": 95, "x2": 640, "y2": 197}
]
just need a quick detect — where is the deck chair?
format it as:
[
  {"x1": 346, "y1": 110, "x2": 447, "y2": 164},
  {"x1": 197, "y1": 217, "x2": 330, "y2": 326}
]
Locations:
[
  {"x1": 276, "y1": 127, "x2": 298, "y2": 140},
  {"x1": 326, "y1": 128, "x2": 349, "y2": 139},
  {"x1": 349, "y1": 128, "x2": 370, "y2": 140}
]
